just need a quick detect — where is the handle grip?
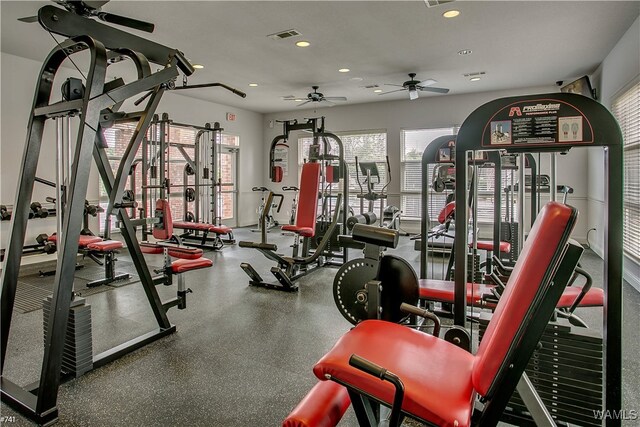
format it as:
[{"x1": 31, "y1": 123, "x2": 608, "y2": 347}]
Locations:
[
  {"x1": 400, "y1": 303, "x2": 441, "y2": 337},
  {"x1": 349, "y1": 354, "x2": 387, "y2": 379}
]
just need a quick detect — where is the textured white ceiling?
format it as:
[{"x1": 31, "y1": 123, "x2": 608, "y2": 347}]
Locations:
[{"x1": 1, "y1": 1, "x2": 638, "y2": 113}]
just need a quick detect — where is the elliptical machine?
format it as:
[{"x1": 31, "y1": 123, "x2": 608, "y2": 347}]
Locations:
[{"x1": 347, "y1": 156, "x2": 402, "y2": 231}]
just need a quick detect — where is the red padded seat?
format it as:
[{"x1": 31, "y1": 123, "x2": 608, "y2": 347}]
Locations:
[
  {"x1": 473, "y1": 240, "x2": 511, "y2": 253},
  {"x1": 167, "y1": 246, "x2": 203, "y2": 259},
  {"x1": 418, "y1": 279, "x2": 491, "y2": 306},
  {"x1": 283, "y1": 381, "x2": 351, "y2": 427},
  {"x1": 173, "y1": 222, "x2": 211, "y2": 231},
  {"x1": 170, "y1": 257, "x2": 212, "y2": 273},
  {"x1": 140, "y1": 242, "x2": 163, "y2": 254},
  {"x1": 86, "y1": 240, "x2": 124, "y2": 251},
  {"x1": 211, "y1": 225, "x2": 232, "y2": 234},
  {"x1": 281, "y1": 225, "x2": 315, "y2": 237},
  {"x1": 47, "y1": 234, "x2": 102, "y2": 247},
  {"x1": 557, "y1": 286, "x2": 604, "y2": 308},
  {"x1": 314, "y1": 320, "x2": 476, "y2": 427}
]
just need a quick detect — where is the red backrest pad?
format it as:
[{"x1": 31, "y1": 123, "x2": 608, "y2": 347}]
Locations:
[
  {"x1": 325, "y1": 165, "x2": 339, "y2": 183},
  {"x1": 471, "y1": 202, "x2": 576, "y2": 396},
  {"x1": 295, "y1": 163, "x2": 321, "y2": 230},
  {"x1": 153, "y1": 199, "x2": 173, "y2": 240}
]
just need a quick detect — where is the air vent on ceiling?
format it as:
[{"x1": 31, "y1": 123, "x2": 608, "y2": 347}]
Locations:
[
  {"x1": 362, "y1": 84, "x2": 380, "y2": 89},
  {"x1": 268, "y1": 29, "x2": 301, "y2": 40},
  {"x1": 424, "y1": 0, "x2": 455, "y2": 7},
  {"x1": 463, "y1": 71, "x2": 486, "y2": 77}
]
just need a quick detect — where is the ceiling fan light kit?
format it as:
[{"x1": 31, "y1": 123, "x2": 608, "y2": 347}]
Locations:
[{"x1": 380, "y1": 73, "x2": 450, "y2": 100}]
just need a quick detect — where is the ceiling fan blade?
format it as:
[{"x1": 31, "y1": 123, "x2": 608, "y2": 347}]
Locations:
[
  {"x1": 409, "y1": 89, "x2": 419, "y2": 100},
  {"x1": 379, "y1": 89, "x2": 406, "y2": 95},
  {"x1": 418, "y1": 79, "x2": 437, "y2": 87},
  {"x1": 18, "y1": 16, "x2": 39, "y2": 23},
  {"x1": 384, "y1": 84, "x2": 405, "y2": 87},
  {"x1": 324, "y1": 96, "x2": 347, "y2": 101},
  {"x1": 321, "y1": 99, "x2": 336, "y2": 106},
  {"x1": 419, "y1": 86, "x2": 450, "y2": 94},
  {"x1": 297, "y1": 101, "x2": 312, "y2": 107},
  {"x1": 96, "y1": 12, "x2": 155, "y2": 32}
]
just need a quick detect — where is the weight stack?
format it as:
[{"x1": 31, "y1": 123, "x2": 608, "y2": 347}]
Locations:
[
  {"x1": 479, "y1": 315, "x2": 603, "y2": 427},
  {"x1": 500, "y1": 221, "x2": 519, "y2": 263},
  {"x1": 43, "y1": 296, "x2": 93, "y2": 378}
]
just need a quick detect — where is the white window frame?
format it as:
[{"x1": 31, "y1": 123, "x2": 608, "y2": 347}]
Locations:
[{"x1": 612, "y1": 80, "x2": 640, "y2": 262}]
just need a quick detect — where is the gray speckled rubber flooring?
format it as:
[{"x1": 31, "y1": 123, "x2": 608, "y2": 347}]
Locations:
[{"x1": 1, "y1": 228, "x2": 638, "y2": 426}]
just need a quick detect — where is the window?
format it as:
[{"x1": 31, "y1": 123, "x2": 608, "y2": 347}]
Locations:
[
  {"x1": 612, "y1": 81, "x2": 640, "y2": 261},
  {"x1": 401, "y1": 128, "x2": 457, "y2": 220},
  {"x1": 298, "y1": 130, "x2": 387, "y2": 213}
]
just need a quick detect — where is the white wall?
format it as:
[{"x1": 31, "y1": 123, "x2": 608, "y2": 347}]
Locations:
[
  {"x1": 590, "y1": 16, "x2": 640, "y2": 290},
  {"x1": 0, "y1": 51, "x2": 264, "y2": 261},
  {"x1": 263, "y1": 84, "x2": 592, "y2": 241}
]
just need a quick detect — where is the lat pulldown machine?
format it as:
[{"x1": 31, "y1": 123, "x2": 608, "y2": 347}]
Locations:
[{"x1": 0, "y1": 4, "x2": 244, "y2": 424}]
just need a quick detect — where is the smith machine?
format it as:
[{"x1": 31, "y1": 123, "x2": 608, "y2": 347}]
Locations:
[{"x1": 0, "y1": 4, "x2": 244, "y2": 424}]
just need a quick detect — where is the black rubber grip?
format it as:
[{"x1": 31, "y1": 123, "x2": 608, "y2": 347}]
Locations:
[
  {"x1": 238, "y1": 241, "x2": 278, "y2": 251},
  {"x1": 349, "y1": 354, "x2": 386, "y2": 379}
]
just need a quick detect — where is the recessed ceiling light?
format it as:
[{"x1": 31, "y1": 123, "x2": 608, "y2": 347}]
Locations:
[
  {"x1": 338, "y1": 68, "x2": 350, "y2": 73},
  {"x1": 350, "y1": 77, "x2": 364, "y2": 82},
  {"x1": 443, "y1": 10, "x2": 460, "y2": 18},
  {"x1": 458, "y1": 49, "x2": 472, "y2": 55},
  {"x1": 470, "y1": 77, "x2": 481, "y2": 82},
  {"x1": 193, "y1": 64, "x2": 204, "y2": 69},
  {"x1": 294, "y1": 99, "x2": 304, "y2": 102},
  {"x1": 374, "y1": 89, "x2": 383, "y2": 93},
  {"x1": 295, "y1": 41, "x2": 310, "y2": 47},
  {"x1": 248, "y1": 83, "x2": 258, "y2": 87}
]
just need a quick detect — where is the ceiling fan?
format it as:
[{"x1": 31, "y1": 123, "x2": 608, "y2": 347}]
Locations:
[
  {"x1": 380, "y1": 73, "x2": 449, "y2": 100},
  {"x1": 284, "y1": 86, "x2": 347, "y2": 107},
  {"x1": 18, "y1": 0, "x2": 155, "y2": 33}
]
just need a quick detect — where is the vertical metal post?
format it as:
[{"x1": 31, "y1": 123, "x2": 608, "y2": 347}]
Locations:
[
  {"x1": 518, "y1": 154, "x2": 526, "y2": 253},
  {"x1": 453, "y1": 148, "x2": 468, "y2": 326},
  {"x1": 55, "y1": 118, "x2": 65, "y2": 240},
  {"x1": 550, "y1": 152, "x2": 557, "y2": 202}
]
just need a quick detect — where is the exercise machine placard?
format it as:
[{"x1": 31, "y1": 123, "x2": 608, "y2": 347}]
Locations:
[{"x1": 482, "y1": 99, "x2": 593, "y2": 148}]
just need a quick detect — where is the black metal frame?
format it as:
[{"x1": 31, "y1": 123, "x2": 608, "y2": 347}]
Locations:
[
  {"x1": 453, "y1": 93, "x2": 624, "y2": 425},
  {"x1": 0, "y1": 9, "x2": 196, "y2": 424}
]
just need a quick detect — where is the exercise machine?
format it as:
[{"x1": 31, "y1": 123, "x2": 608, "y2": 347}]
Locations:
[
  {"x1": 250, "y1": 186, "x2": 281, "y2": 232},
  {"x1": 239, "y1": 117, "x2": 348, "y2": 291},
  {"x1": 281, "y1": 185, "x2": 299, "y2": 236},
  {"x1": 349, "y1": 156, "x2": 402, "y2": 231},
  {"x1": 0, "y1": 4, "x2": 242, "y2": 423}
]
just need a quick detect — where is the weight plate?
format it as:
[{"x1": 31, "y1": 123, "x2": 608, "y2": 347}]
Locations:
[{"x1": 333, "y1": 259, "x2": 378, "y2": 325}]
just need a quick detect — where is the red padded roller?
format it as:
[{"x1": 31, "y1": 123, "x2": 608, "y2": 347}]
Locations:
[
  {"x1": 418, "y1": 279, "x2": 490, "y2": 306},
  {"x1": 170, "y1": 257, "x2": 212, "y2": 273},
  {"x1": 473, "y1": 240, "x2": 511, "y2": 254},
  {"x1": 153, "y1": 199, "x2": 173, "y2": 240},
  {"x1": 140, "y1": 242, "x2": 163, "y2": 254},
  {"x1": 437, "y1": 202, "x2": 456, "y2": 224},
  {"x1": 167, "y1": 246, "x2": 203, "y2": 260},
  {"x1": 282, "y1": 381, "x2": 350, "y2": 427}
]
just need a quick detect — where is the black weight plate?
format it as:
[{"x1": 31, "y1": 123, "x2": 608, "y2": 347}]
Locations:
[
  {"x1": 333, "y1": 259, "x2": 378, "y2": 325},
  {"x1": 377, "y1": 254, "x2": 419, "y2": 323}
]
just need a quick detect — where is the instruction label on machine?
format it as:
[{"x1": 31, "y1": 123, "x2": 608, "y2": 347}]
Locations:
[{"x1": 483, "y1": 99, "x2": 593, "y2": 148}]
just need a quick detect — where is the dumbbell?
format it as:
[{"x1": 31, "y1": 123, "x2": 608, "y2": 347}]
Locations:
[
  {"x1": 30, "y1": 202, "x2": 49, "y2": 218},
  {"x1": 36, "y1": 233, "x2": 56, "y2": 254},
  {"x1": 0, "y1": 205, "x2": 10, "y2": 221}
]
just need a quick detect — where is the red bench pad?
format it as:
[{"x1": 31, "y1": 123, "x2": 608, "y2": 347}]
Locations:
[
  {"x1": 86, "y1": 240, "x2": 124, "y2": 251},
  {"x1": 472, "y1": 240, "x2": 511, "y2": 254},
  {"x1": 140, "y1": 242, "x2": 164, "y2": 254},
  {"x1": 174, "y1": 222, "x2": 233, "y2": 235},
  {"x1": 314, "y1": 320, "x2": 475, "y2": 427},
  {"x1": 283, "y1": 381, "x2": 350, "y2": 427},
  {"x1": 281, "y1": 225, "x2": 315, "y2": 237},
  {"x1": 557, "y1": 286, "x2": 604, "y2": 308},
  {"x1": 167, "y1": 246, "x2": 203, "y2": 259},
  {"x1": 47, "y1": 234, "x2": 102, "y2": 247},
  {"x1": 418, "y1": 279, "x2": 492, "y2": 306},
  {"x1": 171, "y1": 257, "x2": 212, "y2": 273}
]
